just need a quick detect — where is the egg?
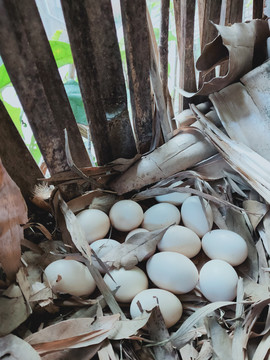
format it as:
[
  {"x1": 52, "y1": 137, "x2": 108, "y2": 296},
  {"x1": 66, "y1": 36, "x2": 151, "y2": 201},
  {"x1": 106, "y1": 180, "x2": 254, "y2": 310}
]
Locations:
[
  {"x1": 44, "y1": 259, "x2": 96, "y2": 297},
  {"x1": 199, "y1": 259, "x2": 238, "y2": 302},
  {"x1": 155, "y1": 181, "x2": 191, "y2": 205},
  {"x1": 202, "y1": 229, "x2": 248, "y2": 266},
  {"x1": 109, "y1": 200, "x2": 144, "y2": 232},
  {"x1": 146, "y1": 252, "x2": 198, "y2": 294},
  {"x1": 90, "y1": 238, "x2": 120, "y2": 273},
  {"x1": 76, "y1": 209, "x2": 110, "y2": 244},
  {"x1": 103, "y1": 266, "x2": 148, "y2": 302},
  {"x1": 158, "y1": 225, "x2": 201, "y2": 258},
  {"x1": 125, "y1": 228, "x2": 149, "y2": 241},
  {"x1": 130, "y1": 288, "x2": 183, "y2": 328},
  {"x1": 142, "y1": 203, "x2": 181, "y2": 231},
  {"x1": 181, "y1": 196, "x2": 213, "y2": 237}
]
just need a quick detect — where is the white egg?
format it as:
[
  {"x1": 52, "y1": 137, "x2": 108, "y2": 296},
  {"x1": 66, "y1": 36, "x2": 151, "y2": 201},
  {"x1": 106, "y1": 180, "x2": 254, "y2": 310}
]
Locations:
[
  {"x1": 146, "y1": 252, "x2": 198, "y2": 294},
  {"x1": 199, "y1": 259, "x2": 238, "y2": 302},
  {"x1": 103, "y1": 266, "x2": 148, "y2": 302},
  {"x1": 155, "y1": 181, "x2": 191, "y2": 205},
  {"x1": 130, "y1": 288, "x2": 183, "y2": 328},
  {"x1": 125, "y1": 228, "x2": 149, "y2": 241},
  {"x1": 90, "y1": 238, "x2": 120, "y2": 273},
  {"x1": 142, "y1": 203, "x2": 181, "y2": 231},
  {"x1": 44, "y1": 259, "x2": 96, "y2": 297},
  {"x1": 76, "y1": 209, "x2": 110, "y2": 244},
  {"x1": 181, "y1": 196, "x2": 213, "y2": 237},
  {"x1": 109, "y1": 200, "x2": 144, "y2": 232},
  {"x1": 202, "y1": 229, "x2": 248, "y2": 266},
  {"x1": 158, "y1": 225, "x2": 201, "y2": 258}
]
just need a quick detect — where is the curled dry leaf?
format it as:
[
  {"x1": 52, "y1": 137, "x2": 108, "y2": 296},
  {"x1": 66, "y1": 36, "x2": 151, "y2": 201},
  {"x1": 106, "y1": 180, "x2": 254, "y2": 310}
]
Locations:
[
  {"x1": 0, "y1": 334, "x2": 41, "y2": 360},
  {"x1": 181, "y1": 20, "x2": 269, "y2": 97},
  {"x1": 0, "y1": 158, "x2": 28, "y2": 281},
  {"x1": 0, "y1": 284, "x2": 29, "y2": 336},
  {"x1": 101, "y1": 227, "x2": 169, "y2": 269},
  {"x1": 192, "y1": 105, "x2": 270, "y2": 204},
  {"x1": 243, "y1": 200, "x2": 268, "y2": 231},
  {"x1": 25, "y1": 315, "x2": 120, "y2": 354},
  {"x1": 109, "y1": 129, "x2": 216, "y2": 194}
]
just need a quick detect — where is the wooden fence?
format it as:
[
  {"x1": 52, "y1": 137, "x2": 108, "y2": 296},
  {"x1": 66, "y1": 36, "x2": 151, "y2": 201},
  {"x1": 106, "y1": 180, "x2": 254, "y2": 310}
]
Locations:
[{"x1": 0, "y1": 0, "x2": 267, "y2": 200}]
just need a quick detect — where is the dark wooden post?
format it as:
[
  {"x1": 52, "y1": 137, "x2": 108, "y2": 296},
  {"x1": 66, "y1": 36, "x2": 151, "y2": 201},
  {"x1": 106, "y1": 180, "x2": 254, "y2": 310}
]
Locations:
[
  {"x1": 0, "y1": 101, "x2": 44, "y2": 200},
  {"x1": 0, "y1": 0, "x2": 90, "y2": 174},
  {"x1": 120, "y1": 0, "x2": 153, "y2": 154}
]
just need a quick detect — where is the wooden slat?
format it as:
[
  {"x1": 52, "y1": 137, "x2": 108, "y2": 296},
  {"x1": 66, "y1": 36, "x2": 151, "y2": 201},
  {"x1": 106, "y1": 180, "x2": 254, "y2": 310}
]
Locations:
[
  {"x1": 253, "y1": 0, "x2": 264, "y2": 19},
  {"x1": 61, "y1": 0, "x2": 113, "y2": 165},
  {"x1": 219, "y1": 0, "x2": 243, "y2": 76},
  {"x1": 220, "y1": 0, "x2": 243, "y2": 25},
  {"x1": 159, "y1": 0, "x2": 170, "y2": 105},
  {"x1": 198, "y1": 0, "x2": 222, "y2": 84},
  {"x1": 0, "y1": 0, "x2": 69, "y2": 174},
  {"x1": 174, "y1": 0, "x2": 198, "y2": 110},
  {"x1": 0, "y1": 101, "x2": 44, "y2": 200},
  {"x1": 16, "y1": 0, "x2": 91, "y2": 169},
  {"x1": 61, "y1": 0, "x2": 136, "y2": 163},
  {"x1": 120, "y1": 0, "x2": 153, "y2": 154}
]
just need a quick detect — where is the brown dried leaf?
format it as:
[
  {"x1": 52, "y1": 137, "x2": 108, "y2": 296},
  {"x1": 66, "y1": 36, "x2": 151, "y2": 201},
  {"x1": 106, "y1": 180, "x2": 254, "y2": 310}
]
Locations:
[
  {"x1": 108, "y1": 153, "x2": 142, "y2": 172},
  {"x1": 251, "y1": 330, "x2": 270, "y2": 360},
  {"x1": 0, "y1": 284, "x2": 29, "y2": 336},
  {"x1": 243, "y1": 200, "x2": 268, "y2": 231},
  {"x1": 0, "y1": 158, "x2": 28, "y2": 280},
  {"x1": 101, "y1": 227, "x2": 169, "y2": 270},
  {"x1": 97, "y1": 339, "x2": 118, "y2": 360},
  {"x1": 181, "y1": 20, "x2": 269, "y2": 97},
  {"x1": 42, "y1": 343, "x2": 101, "y2": 360},
  {"x1": 67, "y1": 190, "x2": 117, "y2": 215},
  {"x1": 108, "y1": 312, "x2": 151, "y2": 340},
  {"x1": 192, "y1": 105, "x2": 270, "y2": 205},
  {"x1": 204, "y1": 316, "x2": 232, "y2": 360},
  {"x1": 0, "y1": 334, "x2": 41, "y2": 360},
  {"x1": 179, "y1": 343, "x2": 198, "y2": 360},
  {"x1": 25, "y1": 315, "x2": 120, "y2": 354}
]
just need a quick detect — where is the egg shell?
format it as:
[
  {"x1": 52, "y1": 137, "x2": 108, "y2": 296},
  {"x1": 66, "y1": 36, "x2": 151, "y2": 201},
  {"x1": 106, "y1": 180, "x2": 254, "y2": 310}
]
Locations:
[
  {"x1": 44, "y1": 259, "x2": 96, "y2": 297},
  {"x1": 181, "y1": 196, "x2": 213, "y2": 237},
  {"x1": 155, "y1": 181, "x2": 191, "y2": 205},
  {"x1": 76, "y1": 209, "x2": 110, "y2": 244},
  {"x1": 146, "y1": 252, "x2": 198, "y2": 294},
  {"x1": 142, "y1": 203, "x2": 181, "y2": 231},
  {"x1": 109, "y1": 200, "x2": 144, "y2": 232},
  {"x1": 158, "y1": 225, "x2": 201, "y2": 258},
  {"x1": 199, "y1": 259, "x2": 238, "y2": 302},
  {"x1": 202, "y1": 229, "x2": 248, "y2": 266},
  {"x1": 125, "y1": 228, "x2": 149, "y2": 241},
  {"x1": 103, "y1": 266, "x2": 148, "y2": 302},
  {"x1": 90, "y1": 239, "x2": 120, "y2": 273},
  {"x1": 130, "y1": 288, "x2": 183, "y2": 328}
]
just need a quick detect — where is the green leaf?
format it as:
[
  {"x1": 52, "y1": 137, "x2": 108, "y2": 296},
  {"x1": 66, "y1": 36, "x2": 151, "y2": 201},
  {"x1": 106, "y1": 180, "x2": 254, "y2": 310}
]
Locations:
[
  {"x1": 49, "y1": 40, "x2": 73, "y2": 68},
  {"x1": 64, "y1": 79, "x2": 87, "y2": 125},
  {"x1": 168, "y1": 31, "x2": 177, "y2": 42},
  {"x1": 28, "y1": 135, "x2": 42, "y2": 165},
  {"x1": 51, "y1": 30, "x2": 63, "y2": 41},
  {"x1": 0, "y1": 64, "x2": 11, "y2": 91},
  {"x1": 0, "y1": 95, "x2": 24, "y2": 139}
]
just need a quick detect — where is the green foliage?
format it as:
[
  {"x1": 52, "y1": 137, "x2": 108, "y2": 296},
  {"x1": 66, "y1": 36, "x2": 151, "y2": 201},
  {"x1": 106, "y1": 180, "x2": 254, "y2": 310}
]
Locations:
[
  {"x1": 64, "y1": 79, "x2": 87, "y2": 125},
  {"x1": 51, "y1": 30, "x2": 63, "y2": 41},
  {"x1": 28, "y1": 135, "x2": 42, "y2": 165},
  {"x1": 50, "y1": 40, "x2": 73, "y2": 68},
  {"x1": 0, "y1": 64, "x2": 10, "y2": 92},
  {"x1": 1, "y1": 95, "x2": 23, "y2": 138}
]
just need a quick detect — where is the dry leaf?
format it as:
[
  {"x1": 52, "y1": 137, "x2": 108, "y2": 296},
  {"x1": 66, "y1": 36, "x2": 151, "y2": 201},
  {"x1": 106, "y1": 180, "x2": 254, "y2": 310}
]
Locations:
[
  {"x1": 179, "y1": 343, "x2": 198, "y2": 360},
  {"x1": 42, "y1": 343, "x2": 101, "y2": 360},
  {"x1": 0, "y1": 334, "x2": 41, "y2": 360},
  {"x1": 0, "y1": 284, "x2": 29, "y2": 336},
  {"x1": 204, "y1": 316, "x2": 232, "y2": 360},
  {"x1": 0, "y1": 158, "x2": 28, "y2": 280},
  {"x1": 101, "y1": 227, "x2": 169, "y2": 269},
  {"x1": 97, "y1": 339, "x2": 118, "y2": 360},
  {"x1": 146, "y1": 306, "x2": 179, "y2": 360},
  {"x1": 108, "y1": 312, "x2": 151, "y2": 340},
  {"x1": 25, "y1": 315, "x2": 120, "y2": 354},
  {"x1": 251, "y1": 330, "x2": 270, "y2": 360},
  {"x1": 109, "y1": 129, "x2": 216, "y2": 194},
  {"x1": 67, "y1": 190, "x2": 117, "y2": 214},
  {"x1": 192, "y1": 105, "x2": 270, "y2": 205},
  {"x1": 196, "y1": 340, "x2": 212, "y2": 360},
  {"x1": 181, "y1": 20, "x2": 269, "y2": 97}
]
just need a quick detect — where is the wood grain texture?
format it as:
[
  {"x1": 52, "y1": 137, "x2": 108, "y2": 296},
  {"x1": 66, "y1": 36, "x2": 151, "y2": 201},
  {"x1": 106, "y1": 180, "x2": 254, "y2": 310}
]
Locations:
[
  {"x1": 61, "y1": 0, "x2": 112, "y2": 165},
  {"x1": 253, "y1": 0, "x2": 264, "y2": 19},
  {"x1": 0, "y1": 0, "x2": 69, "y2": 174},
  {"x1": 0, "y1": 101, "x2": 43, "y2": 200},
  {"x1": 120, "y1": 0, "x2": 153, "y2": 154}
]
